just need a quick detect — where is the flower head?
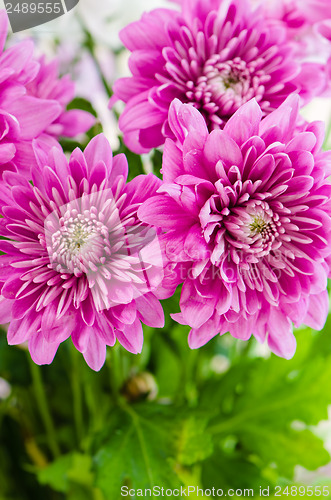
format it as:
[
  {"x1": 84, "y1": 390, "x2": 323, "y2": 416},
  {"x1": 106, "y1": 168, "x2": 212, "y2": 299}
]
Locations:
[
  {"x1": 0, "y1": 10, "x2": 95, "y2": 179},
  {"x1": 26, "y1": 55, "x2": 95, "y2": 140},
  {"x1": 113, "y1": 0, "x2": 321, "y2": 153},
  {"x1": 138, "y1": 97, "x2": 331, "y2": 358},
  {"x1": 0, "y1": 134, "x2": 164, "y2": 370},
  {"x1": 254, "y1": 0, "x2": 331, "y2": 98},
  {"x1": 258, "y1": 0, "x2": 331, "y2": 29}
]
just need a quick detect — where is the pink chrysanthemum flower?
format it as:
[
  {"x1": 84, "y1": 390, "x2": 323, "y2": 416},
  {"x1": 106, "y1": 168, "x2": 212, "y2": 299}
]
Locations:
[
  {"x1": 112, "y1": 0, "x2": 322, "y2": 153},
  {"x1": 255, "y1": 0, "x2": 331, "y2": 97},
  {"x1": 26, "y1": 55, "x2": 95, "y2": 142},
  {"x1": 138, "y1": 97, "x2": 331, "y2": 358},
  {"x1": 258, "y1": 0, "x2": 331, "y2": 30},
  {"x1": 0, "y1": 10, "x2": 94, "y2": 178},
  {"x1": 0, "y1": 134, "x2": 164, "y2": 371}
]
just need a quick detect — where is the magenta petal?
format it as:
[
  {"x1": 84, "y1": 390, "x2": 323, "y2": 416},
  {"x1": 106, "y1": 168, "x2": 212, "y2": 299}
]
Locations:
[
  {"x1": 203, "y1": 130, "x2": 243, "y2": 168},
  {"x1": 0, "y1": 40, "x2": 34, "y2": 75},
  {"x1": 6, "y1": 97, "x2": 61, "y2": 140},
  {"x1": 139, "y1": 124, "x2": 165, "y2": 149},
  {"x1": 188, "y1": 314, "x2": 221, "y2": 348},
  {"x1": 95, "y1": 314, "x2": 116, "y2": 346},
  {"x1": 12, "y1": 291, "x2": 40, "y2": 320},
  {"x1": 58, "y1": 109, "x2": 95, "y2": 137},
  {"x1": 224, "y1": 99, "x2": 262, "y2": 147},
  {"x1": 138, "y1": 195, "x2": 194, "y2": 229},
  {"x1": 71, "y1": 320, "x2": 91, "y2": 353},
  {"x1": 135, "y1": 292, "x2": 164, "y2": 328},
  {"x1": 267, "y1": 308, "x2": 296, "y2": 359},
  {"x1": 0, "y1": 143, "x2": 15, "y2": 164},
  {"x1": 168, "y1": 99, "x2": 208, "y2": 147},
  {"x1": 317, "y1": 20, "x2": 331, "y2": 41},
  {"x1": 82, "y1": 334, "x2": 106, "y2": 372},
  {"x1": 13, "y1": 141, "x2": 37, "y2": 176},
  {"x1": 42, "y1": 323, "x2": 71, "y2": 344},
  {"x1": 2, "y1": 276, "x2": 24, "y2": 299},
  {"x1": 180, "y1": 279, "x2": 214, "y2": 329},
  {"x1": 109, "y1": 153, "x2": 128, "y2": 185},
  {"x1": 105, "y1": 280, "x2": 134, "y2": 305},
  {"x1": 181, "y1": 299, "x2": 214, "y2": 329},
  {"x1": 125, "y1": 173, "x2": 162, "y2": 205},
  {"x1": 123, "y1": 129, "x2": 151, "y2": 154},
  {"x1": 41, "y1": 304, "x2": 74, "y2": 343},
  {"x1": 116, "y1": 318, "x2": 143, "y2": 354},
  {"x1": 0, "y1": 297, "x2": 12, "y2": 323},
  {"x1": 81, "y1": 296, "x2": 95, "y2": 326},
  {"x1": 41, "y1": 303, "x2": 57, "y2": 334},
  {"x1": 304, "y1": 291, "x2": 329, "y2": 331},
  {"x1": 162, "y1": 139, "x2": 184, "y2": 183},
  {"x1": 28, "y1": 332, "x2": 59, "y2": 365},
  {"x1": 88, "y1": 161, "x2": 107, "y2": 189},
  {"x1": 7, "y1": 313, "x2": 40, "y2": 345},
  {"x1": 229, "y1": 315, "x2": 253, "y2": 341},
  {"x1": 260, "y1": 94, "x2": 300, "y2": 143},
  {"x1": 119, "y1": 9, "x2": 175, "y2": 51},
  {"x1": 84, "y1": 133, "x2": 112, "y2": 174},
  {"x1": 112, "y1": 302, "x2": 137, "y2": 325},
  {"x1": 119, "y1": 99, "x2": 165, "y2": 133}
]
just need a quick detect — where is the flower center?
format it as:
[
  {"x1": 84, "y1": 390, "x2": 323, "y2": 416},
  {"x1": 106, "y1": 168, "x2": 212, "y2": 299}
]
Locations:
[
  {"x1": 250, "y1": 216, "x2": 269, "y2": 235},
  {"x1": 206, "y1": 60, "x2": 250, "y2": 97},
  {"x1": 47, "y1": 204, "x2": 111, "y2": 276},
  {"x1": 224, "y1": 201, "x2": 282, "y2": 259},
  {"x1": 187, "y1": 56, "x2": 265, "y2": 126},
  {"x1": 65, "y1": 222, "x2": 96, "y2": 252}
]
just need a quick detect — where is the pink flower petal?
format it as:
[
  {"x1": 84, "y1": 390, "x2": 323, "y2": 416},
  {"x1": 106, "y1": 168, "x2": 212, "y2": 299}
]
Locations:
[
  {"x1": 116, "y1": 318, "x2": 144, "y2": 354},
  {"x1": 28, "y1": 331, "x2": 59, "y2": 365},
  {"x1": 267, "y1": 309, "x2": 297, "y2": 359},
  {"x1": 83, "y1": 334, "x2": 106, "y2": 372}
]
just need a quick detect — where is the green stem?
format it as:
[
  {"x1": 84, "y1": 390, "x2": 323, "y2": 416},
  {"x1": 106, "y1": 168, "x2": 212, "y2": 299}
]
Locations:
[
  {"x1": 28, "y1": 357, "x2": 60, "y2": 458},
  {"x1": 71, "y1": 347, "x2": 84, "y2": 446},
  {"x1": 85, "y1": 382, "x2": 100, "y2": 432},
  {"x1": 107, "y1": 347, "x2": 123, "y2": 403}
]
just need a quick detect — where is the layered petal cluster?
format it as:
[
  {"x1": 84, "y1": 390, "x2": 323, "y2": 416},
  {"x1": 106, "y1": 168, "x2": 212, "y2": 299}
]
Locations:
[
  {"x1": 0, "y1": 10, "x2": 94, "y2": 179},
  {"x1": 257, "y1": 0, "x2": 331, "y2": 97},
  {"x1": 113, "y1": 0, "x2": 322, "y2": 153},
  {"x1": 259, "y1": 0, "x2": 331, "y2": 30},
  {"x1": 0, "y1": 134, "x2": 164, "y2": 370},
  {"x1": 139, "y1": 97, "x2": 331, "y2": 358},
  {"x1": 26, "y1": 56, "x2": 95, "y2": 141}
]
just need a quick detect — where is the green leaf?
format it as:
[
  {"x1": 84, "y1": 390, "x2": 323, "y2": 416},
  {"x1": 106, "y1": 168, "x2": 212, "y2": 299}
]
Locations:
[
  {"x1": 66, "y1": 453, "x2": 95, "y2": 487},
  {"x1": 67, "y1": 97, "x2": 98, "y2": 117},
  {"x1": 175, "y1": 416, "x2": 213, "y2": 466},
  {"x1": 151, "y1": 333, "x2": 182, "y2": 399},
  {"x1": 150, "y1": 149, "x2": 163, "y2": 178},
  {"x1": 37, "y1": 454, "x2": 72, "y2": 493},
  {"x1": 37, "y1": 453, "x2": 94, "y2": 494},
  {"x1": 93, "y1": 404, "x2": 182, "y2": 497},
  {"x1": 200, "y1": 329, "x2": 331, "y2": 483},
  {"x1": 201, "y1": 451, "x2": 269, "y2": 490}
]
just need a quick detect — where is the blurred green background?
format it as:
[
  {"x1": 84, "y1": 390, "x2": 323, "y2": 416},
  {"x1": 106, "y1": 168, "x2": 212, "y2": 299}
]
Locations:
[{"x1": 2, "y1": 289, "x2": 331, "y2": 499}]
